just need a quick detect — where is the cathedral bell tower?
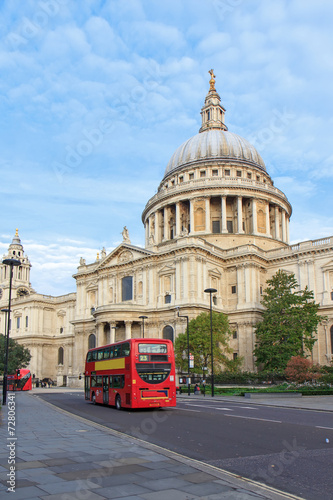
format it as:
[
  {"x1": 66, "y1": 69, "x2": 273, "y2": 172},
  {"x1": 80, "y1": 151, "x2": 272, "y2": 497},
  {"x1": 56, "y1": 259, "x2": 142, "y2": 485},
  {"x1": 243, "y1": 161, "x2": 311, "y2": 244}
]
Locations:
[{"x1": 0, "y1": 230, "x2": 32, "y2": 302}]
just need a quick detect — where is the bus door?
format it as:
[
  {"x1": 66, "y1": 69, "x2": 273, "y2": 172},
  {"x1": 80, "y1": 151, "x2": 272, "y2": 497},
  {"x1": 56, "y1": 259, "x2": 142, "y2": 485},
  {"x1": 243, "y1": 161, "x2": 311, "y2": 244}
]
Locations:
[
  {"x1": 103, "y1": 375, "x2": 109, "y2": 405},
  {"x1": 85, "y1": 376, "x2": 90, "y2": 400}
]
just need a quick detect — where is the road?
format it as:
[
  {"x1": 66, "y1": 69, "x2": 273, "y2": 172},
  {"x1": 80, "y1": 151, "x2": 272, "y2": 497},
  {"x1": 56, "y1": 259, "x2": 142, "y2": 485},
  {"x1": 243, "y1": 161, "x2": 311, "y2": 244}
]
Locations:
[{"x1": 36, "y1": 392, "x2": 333, "y2": 500}]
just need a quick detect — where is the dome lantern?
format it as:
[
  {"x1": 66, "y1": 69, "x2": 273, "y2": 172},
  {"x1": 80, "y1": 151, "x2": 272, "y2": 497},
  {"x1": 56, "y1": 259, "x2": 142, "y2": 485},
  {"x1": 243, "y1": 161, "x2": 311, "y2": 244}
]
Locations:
[{"x1": 199, "y1": 70, "x2": 228, "y2": 133}]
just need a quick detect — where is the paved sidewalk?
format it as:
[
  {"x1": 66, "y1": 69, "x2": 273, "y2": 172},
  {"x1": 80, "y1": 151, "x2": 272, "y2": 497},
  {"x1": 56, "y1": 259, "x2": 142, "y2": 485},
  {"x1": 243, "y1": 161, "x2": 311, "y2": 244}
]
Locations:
[{"x1": 0, "y1": 392, "x2": 302, "y2": 500}]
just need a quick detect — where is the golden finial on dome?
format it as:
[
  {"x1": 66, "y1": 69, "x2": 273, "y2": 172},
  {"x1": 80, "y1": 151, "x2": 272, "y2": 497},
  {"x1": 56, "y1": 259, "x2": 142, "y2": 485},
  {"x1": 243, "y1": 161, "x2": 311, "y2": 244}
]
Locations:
[
  {"x1": 208, "y1": 69, "x2": 216, "y2": 91},
  {"x1": 96, "y1": 252, "x2": 99, "y2": 261},
  {"x1": 15, "y1": 228, "x2": 19, "y2": 236}
]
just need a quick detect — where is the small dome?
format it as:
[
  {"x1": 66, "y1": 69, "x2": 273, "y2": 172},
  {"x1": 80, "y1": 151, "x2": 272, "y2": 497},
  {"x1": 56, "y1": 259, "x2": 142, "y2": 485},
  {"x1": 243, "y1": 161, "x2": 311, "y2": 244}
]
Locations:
[{"x1": 164, "y1": 129, "x2": 266, "y2": 178}]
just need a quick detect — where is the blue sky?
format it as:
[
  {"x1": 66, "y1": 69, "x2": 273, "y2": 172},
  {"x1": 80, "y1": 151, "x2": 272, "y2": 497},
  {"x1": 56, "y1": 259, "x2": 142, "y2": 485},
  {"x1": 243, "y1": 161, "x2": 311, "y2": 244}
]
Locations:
[{"x1": 1, "y1": 0, "x2": 333, "y2": 295}]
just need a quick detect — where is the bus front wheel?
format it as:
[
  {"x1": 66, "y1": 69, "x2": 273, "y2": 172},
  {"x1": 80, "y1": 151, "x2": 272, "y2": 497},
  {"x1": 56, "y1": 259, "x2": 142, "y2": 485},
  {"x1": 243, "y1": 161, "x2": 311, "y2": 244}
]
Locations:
[{"x1": 115, "y1": 395, "x2": 121, "y2": 410}]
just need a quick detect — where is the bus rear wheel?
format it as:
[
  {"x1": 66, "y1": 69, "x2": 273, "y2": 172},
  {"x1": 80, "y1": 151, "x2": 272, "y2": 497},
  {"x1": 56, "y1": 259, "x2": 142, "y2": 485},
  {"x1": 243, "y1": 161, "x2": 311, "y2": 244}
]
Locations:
[{"x1": 115, "y1": 395, "x2": 121, "y2": 410}]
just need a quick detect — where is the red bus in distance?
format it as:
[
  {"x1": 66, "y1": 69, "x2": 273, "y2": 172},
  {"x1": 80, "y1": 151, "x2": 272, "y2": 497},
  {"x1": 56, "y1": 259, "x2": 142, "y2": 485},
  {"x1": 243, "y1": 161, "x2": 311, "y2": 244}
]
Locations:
[
  {"x1": 7, "y1": 369, "x2": 32, "y2": 391},
  {"x1": 85, "y1": 338, "x2": 176, "y2": 409}
]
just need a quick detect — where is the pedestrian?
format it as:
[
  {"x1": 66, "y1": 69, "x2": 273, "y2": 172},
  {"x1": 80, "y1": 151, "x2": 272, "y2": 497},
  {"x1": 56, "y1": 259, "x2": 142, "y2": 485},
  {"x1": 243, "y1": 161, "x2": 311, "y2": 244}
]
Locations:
[{"x1": 194, "y1": 383, "x2": 200, "y2": 394}]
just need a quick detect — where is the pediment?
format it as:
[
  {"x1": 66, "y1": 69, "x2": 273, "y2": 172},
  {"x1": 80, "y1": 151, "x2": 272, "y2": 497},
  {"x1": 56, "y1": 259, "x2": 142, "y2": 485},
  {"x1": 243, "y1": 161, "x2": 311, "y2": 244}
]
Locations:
[
  {"x1": 209, "y1": 267, "x2": 222, "y2": 276},
  {"x1": 96, "y1": 244, "x2": 152, "y2": 270},
  {"x1": 158, "y1": 265, "x2": 175, "y2": 275},
  {"x1": 322, "y1": 260, "x2": 333, "y2": 271}
]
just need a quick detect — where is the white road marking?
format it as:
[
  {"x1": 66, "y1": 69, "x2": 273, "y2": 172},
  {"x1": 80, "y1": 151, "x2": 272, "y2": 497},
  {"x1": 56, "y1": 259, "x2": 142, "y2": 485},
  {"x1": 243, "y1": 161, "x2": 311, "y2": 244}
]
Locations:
[
  {"x1": 226, "y1": 414, "x2": 282, "y2": 423},
  {"x1": 316, "y1": 426, "x2": 333, "y2": 430}
]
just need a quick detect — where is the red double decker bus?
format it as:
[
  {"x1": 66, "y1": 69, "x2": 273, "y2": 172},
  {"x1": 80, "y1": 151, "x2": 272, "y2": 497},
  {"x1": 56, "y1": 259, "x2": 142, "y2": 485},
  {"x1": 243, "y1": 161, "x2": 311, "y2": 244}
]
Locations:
[
  {"x1": 85, "y1": 338, "x2": 176, "y2": 409},
  {"x1": 7, "y1": 369, "x2": 32, "y2": 391}
]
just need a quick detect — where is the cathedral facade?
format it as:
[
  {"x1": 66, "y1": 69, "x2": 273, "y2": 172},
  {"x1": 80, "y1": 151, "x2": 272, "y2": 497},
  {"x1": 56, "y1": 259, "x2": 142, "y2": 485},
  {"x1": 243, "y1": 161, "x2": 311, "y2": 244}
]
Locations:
[{"x1": 1, "y1": 74, "x2": 333, "y2": 386}]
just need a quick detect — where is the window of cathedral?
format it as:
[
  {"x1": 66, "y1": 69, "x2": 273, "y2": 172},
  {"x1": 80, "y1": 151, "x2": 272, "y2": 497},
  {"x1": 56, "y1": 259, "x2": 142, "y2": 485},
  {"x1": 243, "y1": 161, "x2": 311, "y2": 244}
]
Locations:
[
  {"x1": 231, "y1": 285, "x2": 237, "y2": 294},
  {"x1": 212, "y1": 169, "x2": 218, "y2": 176},
  {"x1": 58, "y1": 347, "x2": 64, "y2": 365},
  {"x1": 233, "y1": 331, "x2": 237, "y2": 339},
  {"x1": 256, "y1": 175, "x2": 260, "y2": 181},
  {"x1": 331, "y1": 291, "x2": 333, "y2": 300},
  {"x1": 213, "y1": 295, "x2": 217, "y2": 305},
  {"x1": 25, "y1": 316, "x2": 28, "y2": 328},
  {"x1": 16, "y1": 317, "x2": 20, "y2": 329},
  {"x1": 236, "y1": 170, "x2": 242, "y2": 177},
  {"x1": 122, "y1": 276, "x2": 133, "y2": 301},
  {"x1": 60, "y1": 327, "x2": 63, "y2": 334},
  {"x1": 227, "y1": 220, "x2": 233, "y2": 233},
  {"x1": 260, "y1": 286, "x2": 263, "y2": 295},
  {"x1": 165, "y1": 294, "x2": 171, "y2": 304},
  {"x1": 189, "y1": 172, "x2": 194, "y2": 180},
  {"x1": 225, "y1": 169, "x2": 230, "y2": 176},
  {"x1": 200, "y1": 170, "x2": 206, "y2": 177},
  {"x1": 233, "y1": 353, "x2": 238, "y2": 360},
  {"x1": 179, "y1": 176, "x2": 183, "y2": 183},
  {"x1": 171, "y1": 179, "x2": 175, "y2": 186},
  {"x1": 88, "y1": 334, "x2": 96, "y2": 349},
  {"x1": 163, "y1": 325, "x2": 174, "y2": 342},
  {"x1": 247, "y1": 172, "x2": 252, "y2": 179},
  {"x1": 212, "y1": 220, "x2": 220, "y2": 233}
]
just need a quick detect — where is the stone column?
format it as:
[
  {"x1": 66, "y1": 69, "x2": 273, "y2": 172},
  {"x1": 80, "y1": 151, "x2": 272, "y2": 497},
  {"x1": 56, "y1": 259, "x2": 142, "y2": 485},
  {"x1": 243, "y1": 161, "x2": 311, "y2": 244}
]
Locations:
[
  {"x1": 274, "y1": 206, "x2": 280, "y2": 240},
  {"x1": 286, "y1": 214, "x2": 290, "y2": 244},
  {"x1": 163, "y1": 207, "x2": 169, "y2": 241},
  {"x1": 221, "y1": 195, "x2": 227, "y2": 233},
  {"x1": 282, "y1": 210, "x2": 287, "y2": 242},
  {"x1": 266, "y1": 203, "x2": 271, "y2": 236},
  {"x1": 176, "y1": 202, "x2": 181, "y2": 238},
  {"x1": 205, "y1": 197, "x2": 210, "y2": 232},
  {"x1": 252, "y1": 199, "x2": 257, "y2": 234},
  {"x1": 189, "y1": 199, "x2": 195, "y2": 234},
  {"x1": 108, "y1": 322, "x2": 116, "y2": 344},
  {"x1": 155, "y1": 210, "x2": 161, "y2": 244},
  {"x1": 96, "y1": 322, "x2": 104, "y2": 346},
  {"x1": 237, "y1": 196, "x2": 243, "y2": 233},
  {"x1": 125, "y1": 320, "x2": 132, "y2": 338},
  {"x1": 145, "y1": 220, "x2": 149, "y2": 247}
]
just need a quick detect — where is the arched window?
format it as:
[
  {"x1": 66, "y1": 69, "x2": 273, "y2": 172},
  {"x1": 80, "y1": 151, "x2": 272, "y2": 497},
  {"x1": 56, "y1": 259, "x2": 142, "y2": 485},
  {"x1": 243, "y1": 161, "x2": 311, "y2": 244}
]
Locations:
[
  {"x1": 331, "y1": 325, "x2": 333, "y2": 355},
  {"x1": 88, "y1": 333, "x2": 96, "y2": 349},
  {"x1": 58, "y1": 347, "x2": 64, "y2": 365},
  {"x1": 163, "y1": 325, "x2": 174, "y2": 343}
]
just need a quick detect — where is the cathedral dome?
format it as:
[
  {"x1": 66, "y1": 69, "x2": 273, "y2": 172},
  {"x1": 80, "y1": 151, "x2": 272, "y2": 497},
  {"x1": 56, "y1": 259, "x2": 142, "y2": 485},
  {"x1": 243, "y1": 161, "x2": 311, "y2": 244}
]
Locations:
[{"x1": 164, "y1": 129, "x2": 266, "y2": 177}]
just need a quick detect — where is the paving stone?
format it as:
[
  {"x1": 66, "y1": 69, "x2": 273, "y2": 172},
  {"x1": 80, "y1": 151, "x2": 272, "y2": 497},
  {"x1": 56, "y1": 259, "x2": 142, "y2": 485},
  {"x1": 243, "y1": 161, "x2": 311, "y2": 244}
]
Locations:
[
  {"x1": 96, "y1": 483, "x2": 151, "y2": 499},
  {"x1": 181, "y1": 481, "x2": 233, "y2": 496},
  {"x1": 141, "y1": 489, "x2": 198, "y2": 500},
  {"x1": 138, "y1": 477, "x2": 193, "y2": 492}
]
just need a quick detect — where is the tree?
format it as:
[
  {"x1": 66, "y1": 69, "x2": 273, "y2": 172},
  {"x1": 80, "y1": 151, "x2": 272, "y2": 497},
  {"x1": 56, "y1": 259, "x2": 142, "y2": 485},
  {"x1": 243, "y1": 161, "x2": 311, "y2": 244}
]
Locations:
[
  {"x1": 174, "y1": 311, "x2": 235, "y2": 375},
  {"x1": 0, "y1": 334, "x2": 31, "y2": 375},
  {"x1": 254, "y1": 270, "x2": 325, "y2": 371}
]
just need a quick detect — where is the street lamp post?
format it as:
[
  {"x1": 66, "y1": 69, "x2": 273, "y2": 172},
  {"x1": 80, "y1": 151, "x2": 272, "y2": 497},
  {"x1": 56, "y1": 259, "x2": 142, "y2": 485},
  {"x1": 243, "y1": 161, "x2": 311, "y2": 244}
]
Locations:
[
  {"x1": 2, "y1": 258, "x2": 21, "y2": 406},
  {"x1": 177, "y1": 308, "x2": 190, "y2": 396},
  {"x1": 139, "y1": 316, "x2": 148, "y2": 338},
  {"x1": 204, "y1": 287, "x2": 217, "y2": 397}
]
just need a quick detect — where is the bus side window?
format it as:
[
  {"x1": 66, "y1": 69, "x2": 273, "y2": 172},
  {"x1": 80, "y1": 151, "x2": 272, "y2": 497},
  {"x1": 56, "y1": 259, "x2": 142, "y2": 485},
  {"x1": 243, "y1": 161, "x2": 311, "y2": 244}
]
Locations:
[
  {"x1": 92, "y1": 351, "x2": 97, "y2": 361},
  {"x1": 97, "y1": 350, "x2": 104, "y2": 361},
  {"x1": 109, "y1": 375, "x2": 113, "y2": 388},
  {"x1": 91, "y1": 376, "x2": 97, "y2": 387},
  {"x1": 114, "y1": 345, "x2": 122, "y2": 358},
  {"x1": 110, "y1": 346, "x2": 114, "y2": 358},
  {"x1": 122, "y1": 342, "x2": 130, "y2": 357},
  {"x1": 86, "y1": 352, "x2": 92, "y2": 362},
  {"x1": 96, "y1": 375, "x2": 103, "y2": 386},
  {"x1": 113, "y1": 375, "x2": 124, "y2": 388},
  {"x1": 103, "y1": 348, "x2": 110, "y2": 359}
]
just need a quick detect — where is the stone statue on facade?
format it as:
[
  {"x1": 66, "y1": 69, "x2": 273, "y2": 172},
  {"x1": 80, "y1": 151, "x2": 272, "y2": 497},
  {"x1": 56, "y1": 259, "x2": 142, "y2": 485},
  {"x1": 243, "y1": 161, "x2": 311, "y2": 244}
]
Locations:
[{"x1": 122, "y1": 226, "x2": 131, "y2": 243}]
